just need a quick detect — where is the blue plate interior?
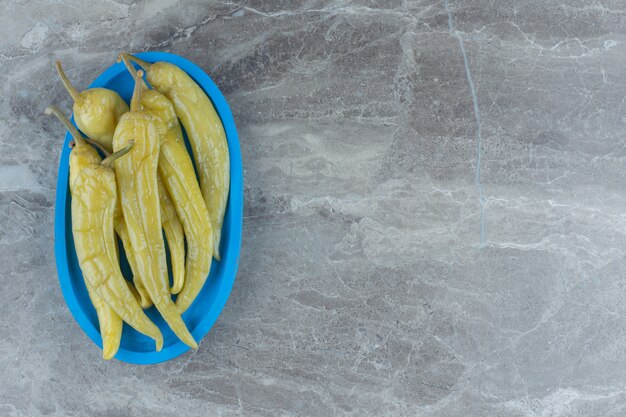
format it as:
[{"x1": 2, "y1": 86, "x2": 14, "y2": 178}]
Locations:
[{"x1": 54, "y1": 52, "x2": 243, "y2": 364}]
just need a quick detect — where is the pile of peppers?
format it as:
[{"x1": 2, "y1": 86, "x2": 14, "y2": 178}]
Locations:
[{"x1": 47, "y1": 54, "x2": 230, "y2": 359}]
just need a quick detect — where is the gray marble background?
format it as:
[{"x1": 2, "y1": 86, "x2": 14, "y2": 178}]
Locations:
[{"x1": 1, "y1": 0, "x2": 626, "y2": 416}]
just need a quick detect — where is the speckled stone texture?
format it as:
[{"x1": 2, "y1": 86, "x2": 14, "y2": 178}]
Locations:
[{"x1": 1, "y1": 0, "x2": 626, "y2": 416}]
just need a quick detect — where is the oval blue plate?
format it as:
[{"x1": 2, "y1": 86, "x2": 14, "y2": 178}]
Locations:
[{"x1": 54, "y1": 52, "x2": 243, "y2": 364}]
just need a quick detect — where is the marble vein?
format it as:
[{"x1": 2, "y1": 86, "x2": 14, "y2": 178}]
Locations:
[{"x1": 444, "y1": 0, "x2": 486, "y2": 247}]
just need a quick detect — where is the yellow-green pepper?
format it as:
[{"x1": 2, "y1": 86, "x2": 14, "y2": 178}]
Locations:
[
  {"x1": 47, "y1": 106, "x2": 122, "y2": 359},
  {"x1": 112, "y1": 72, "x2": 197, "y2": 349},
  {"x1": 56, "y1": 61, "x2": 128, "y2": 152}
]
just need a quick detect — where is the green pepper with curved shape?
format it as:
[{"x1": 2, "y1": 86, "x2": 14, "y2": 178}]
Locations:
[
  {"x1": 46, "y1": 106, "x2": 121, "y2": 359},
  {"x1": 112, "y1": 72, "x2": 197, "y2": 349},
  {"x1": 55, "y1": 61, "x2": 128, "y2": 152}
]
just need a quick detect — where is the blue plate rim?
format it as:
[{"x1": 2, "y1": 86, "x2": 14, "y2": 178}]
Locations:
[{"x1": 53, "y1": 51, "x2": 243, "y2": 364}]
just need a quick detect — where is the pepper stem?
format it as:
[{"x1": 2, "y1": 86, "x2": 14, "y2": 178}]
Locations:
[
  {"x1": 45, "y1": 106, "x2": 86, "y2": 147},
  {"x1": 84, "y1": 138, "x2": 110, "y2": 156},
  {"x1": 55, "y1": 61, "x2": 81, "y2": 103},
  {"x1": 119, "y1": 53, "x2": 148, "y2": 90},
  {"x1": 101, "y1": 141, "x2": 134, "y2": 167},
  {"x1": 119, "y1": 53, "x2": 152, "y2": 72},
  {"x1": 130, "y1": 70, "x2": 144, "y2": 112}
]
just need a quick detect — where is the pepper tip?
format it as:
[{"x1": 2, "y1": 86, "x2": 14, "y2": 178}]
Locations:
[
  {"x1": 156, "y1": 337, "x2": 164, "y2": 352},
  {"x1": 102, "y1": 343, "x2": 118, "y2": 360}
]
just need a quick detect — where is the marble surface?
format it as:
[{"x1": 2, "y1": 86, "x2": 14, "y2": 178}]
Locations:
[{"x1": 1, "y1": 0, "x2": 626, "y2": 415}]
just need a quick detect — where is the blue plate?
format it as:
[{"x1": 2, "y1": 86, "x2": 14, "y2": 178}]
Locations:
[{"x1": 54, "y1": 52, "x2": 243, "y2": 364}]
